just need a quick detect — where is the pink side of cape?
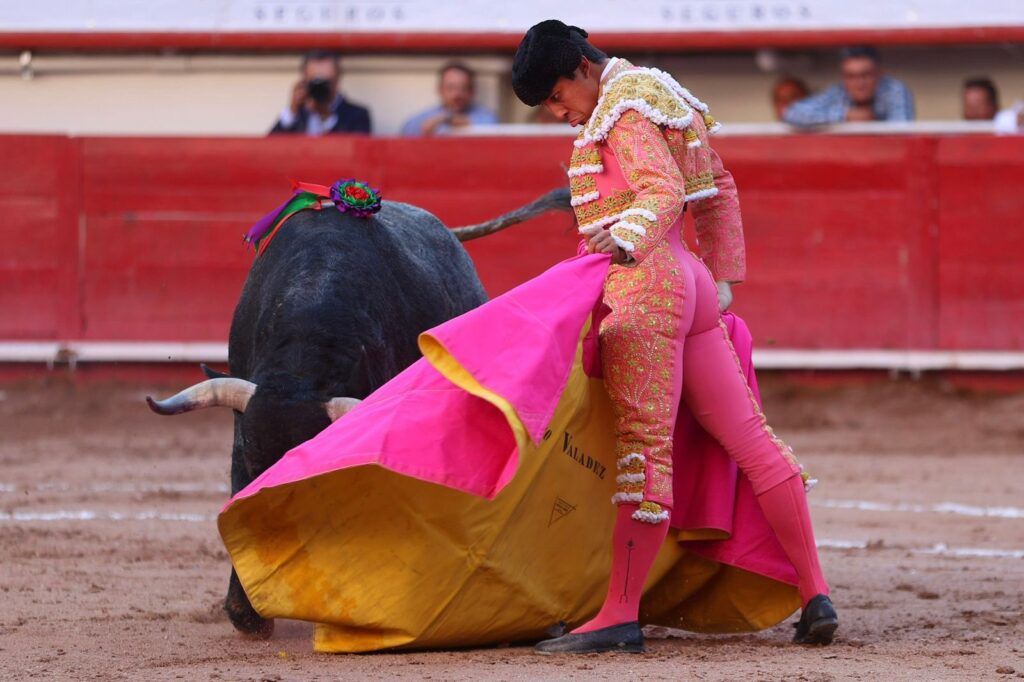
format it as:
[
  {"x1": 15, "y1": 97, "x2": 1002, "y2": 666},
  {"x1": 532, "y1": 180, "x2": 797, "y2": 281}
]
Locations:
[
  {"x1": 671, "y1": 314, "x2": 798, "y2": 583},
  {"x1": 226, "y1": 253, "x2": 610, "y2": 506},
  {"x1": 224, "y1": 253, "x2": 797, "y2": 586}
]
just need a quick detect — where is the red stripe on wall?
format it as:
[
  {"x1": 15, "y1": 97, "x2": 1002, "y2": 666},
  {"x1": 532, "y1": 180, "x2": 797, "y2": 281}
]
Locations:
[{"x1": 1, "y1": 27, "x2": 1023, "y2": 53}]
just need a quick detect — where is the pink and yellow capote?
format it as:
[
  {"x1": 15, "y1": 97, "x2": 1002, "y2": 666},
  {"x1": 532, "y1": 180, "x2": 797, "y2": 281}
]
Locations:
[{"x1": 217, "y1": 248, "x2": 802, "y2": 653}]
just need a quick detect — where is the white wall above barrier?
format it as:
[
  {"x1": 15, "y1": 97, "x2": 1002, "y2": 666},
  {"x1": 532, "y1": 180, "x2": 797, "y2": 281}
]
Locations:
[{"x1": 2, "y1": 1, "x2": 1023, "y2": 34}]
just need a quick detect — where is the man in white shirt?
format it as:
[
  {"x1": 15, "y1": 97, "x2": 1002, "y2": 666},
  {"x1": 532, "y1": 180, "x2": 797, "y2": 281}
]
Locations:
[{"x1": 994, "y1": 101, "x2": 1024, "y2": 134}]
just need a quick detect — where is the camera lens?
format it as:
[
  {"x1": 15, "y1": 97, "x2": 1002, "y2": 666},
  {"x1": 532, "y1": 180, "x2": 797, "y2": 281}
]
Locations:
[{"x1": 307, "y1": 78, "x2": 333, "y2": 104}]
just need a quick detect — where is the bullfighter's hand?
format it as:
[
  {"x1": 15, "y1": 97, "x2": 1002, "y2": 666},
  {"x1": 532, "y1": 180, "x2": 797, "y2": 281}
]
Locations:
[
  {"x1": 587, "y1": 229, "x2": 628, "y2": 265},
  {"x1": 716, "y1": 280, "x2": 734, "y2": 312}
]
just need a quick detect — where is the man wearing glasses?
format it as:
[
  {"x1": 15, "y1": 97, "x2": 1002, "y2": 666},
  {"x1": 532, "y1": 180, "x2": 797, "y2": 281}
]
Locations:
[{"x1": 783, "y1": 46, "x2": 914, "y2": 126}]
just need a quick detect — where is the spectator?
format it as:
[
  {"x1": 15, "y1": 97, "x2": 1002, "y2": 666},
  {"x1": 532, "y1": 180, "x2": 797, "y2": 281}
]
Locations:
[
  {"x1": 401, "y1": 62, "x2": 498, "y2": 136},
  {"x1": 962, "y1": 77, "x2": 999, "y2": 120},
  {"x1": 270, "y1": 50, "x2": 371, "y2": 136},
  {"x1": 783, "y1": 47, "x2": 914, "y2": 127},
  {"x1": 771, "y1": 76, "x2": 809, "y2": 121}
]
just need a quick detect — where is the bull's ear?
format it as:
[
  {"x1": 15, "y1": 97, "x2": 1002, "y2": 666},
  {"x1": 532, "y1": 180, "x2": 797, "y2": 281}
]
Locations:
[
  {"x1": 201, "y1": 363, "x2": 232, "y2": 380},
  {"x1": 345, "y1": 345, "x2": 376, "y2": 399}
]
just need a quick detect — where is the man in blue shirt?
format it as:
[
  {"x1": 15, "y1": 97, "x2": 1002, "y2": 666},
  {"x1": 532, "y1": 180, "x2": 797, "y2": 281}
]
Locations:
[
  {"x1": 401, "y1": 63, "x2": 498, "y2": 136},
  {"x1": 783, "y1": 47, "x2": 914, "y2": 127}
]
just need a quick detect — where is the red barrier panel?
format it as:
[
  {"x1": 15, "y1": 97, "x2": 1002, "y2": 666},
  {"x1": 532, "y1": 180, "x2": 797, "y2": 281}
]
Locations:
[
  {"x1": 1, "y1": 133, "x2": 1022, "y2": 351},
  {"x1": 936, "y1": 137, "x2": 1024, "y2": 350},
  {"x1": 713, "y1": 136, "x2": 942, "y2": 349},
  {"x1": 0, "y1": 136, "x2": 80, "y2": 340},
  {"x1": 74, "y1": 135, "x2": 575, "y2": 340}
]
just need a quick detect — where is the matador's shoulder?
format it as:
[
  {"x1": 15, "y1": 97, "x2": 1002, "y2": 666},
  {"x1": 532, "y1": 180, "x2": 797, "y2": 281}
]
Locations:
[{"x1": 576, "y1": 64, "x2": 720, "y2": 149}]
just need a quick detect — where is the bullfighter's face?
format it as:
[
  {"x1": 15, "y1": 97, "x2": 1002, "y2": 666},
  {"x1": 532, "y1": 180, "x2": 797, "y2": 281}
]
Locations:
[{"x1": 542, "y1": 58, "x2": 602, "y2": 128}]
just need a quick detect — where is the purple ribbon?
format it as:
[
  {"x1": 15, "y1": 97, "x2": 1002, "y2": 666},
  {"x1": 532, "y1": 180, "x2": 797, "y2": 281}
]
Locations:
[{"x1": 243, "y1": 190, "x2": 302, "y2": 246}]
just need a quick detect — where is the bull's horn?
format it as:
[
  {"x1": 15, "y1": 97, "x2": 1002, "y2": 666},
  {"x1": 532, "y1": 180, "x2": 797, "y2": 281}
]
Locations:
[
  {"x1": 324, "y1": 397, "x2": 361, "y2": 422},
  {"x1": 146, "y1": 378, "x2": 256, "y2": 415}
]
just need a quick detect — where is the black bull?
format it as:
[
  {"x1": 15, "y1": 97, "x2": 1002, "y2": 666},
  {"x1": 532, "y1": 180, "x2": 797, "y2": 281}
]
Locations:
[{"x1": 148, "y1": 188, "x2": 570, "y2": 636}]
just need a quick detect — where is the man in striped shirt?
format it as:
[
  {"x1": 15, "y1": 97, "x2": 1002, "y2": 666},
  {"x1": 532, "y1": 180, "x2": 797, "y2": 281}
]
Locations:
[{"x1": 783, "y1": 46, "x2": 914, "y2": 127}]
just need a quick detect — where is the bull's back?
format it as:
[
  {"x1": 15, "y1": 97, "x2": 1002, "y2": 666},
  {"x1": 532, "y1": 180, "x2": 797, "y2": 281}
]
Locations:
[{"x1": 228, "y1": 201, "x2": 486, "y2": 395}]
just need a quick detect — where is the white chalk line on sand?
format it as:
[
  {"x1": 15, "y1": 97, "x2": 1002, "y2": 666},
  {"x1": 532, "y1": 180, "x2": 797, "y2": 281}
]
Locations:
[
  {"x1": 813, "y1": 498, "x2": 1024, "y2": 520},
  {"x1": 4, "y1": 484, "x2": 1023, "y2": 522},
  {"x1": 818, "y1": 538, "x2": 1024, "y2": 559},
  {"x1": 0, "y1": 482, "x2": 229, "y2": 494},
  {"x1": 0, "y1": 510, "x2": 1021, "y2": 560},
  {"x1": 0, "y1": 510, "x2": 215, "y2": 522}
]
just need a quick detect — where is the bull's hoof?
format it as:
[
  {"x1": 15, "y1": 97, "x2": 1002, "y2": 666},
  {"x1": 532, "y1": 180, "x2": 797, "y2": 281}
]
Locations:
[
  {"x1": 246, "y1": 617, "x2": 275, "y2": 640},
  {"x1": 225, "y1": 601, "x2": 274, "y2": 639}
]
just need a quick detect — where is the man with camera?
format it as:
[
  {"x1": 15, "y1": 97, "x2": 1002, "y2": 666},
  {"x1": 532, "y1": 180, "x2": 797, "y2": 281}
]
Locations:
[{"x1": 270, "y1": 50, "x2": 372, "y2": 136}]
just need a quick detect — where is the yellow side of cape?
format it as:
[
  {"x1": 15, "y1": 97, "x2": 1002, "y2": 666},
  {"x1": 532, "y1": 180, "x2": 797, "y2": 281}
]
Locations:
[{"x1": 218, "y1": 317, "x2": 798, "y2": 652}]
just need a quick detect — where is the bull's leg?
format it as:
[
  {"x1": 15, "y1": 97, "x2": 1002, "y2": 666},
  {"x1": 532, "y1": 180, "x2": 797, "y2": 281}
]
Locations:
[
  {"x1": 225, "y1": 567, "x2": 273, "y2": 638},
  {"x1": 223, "y1": 418, "x2": 274, "y2": 638}
]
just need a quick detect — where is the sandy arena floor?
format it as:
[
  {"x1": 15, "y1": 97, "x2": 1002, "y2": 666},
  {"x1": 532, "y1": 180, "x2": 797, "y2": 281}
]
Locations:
[{"x1": 1, "y1": 376, "x2": 1022, "y2": 681}]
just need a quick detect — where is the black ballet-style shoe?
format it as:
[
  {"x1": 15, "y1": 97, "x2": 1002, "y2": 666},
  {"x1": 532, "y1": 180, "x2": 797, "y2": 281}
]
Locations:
[
  {"x1": 534, "y1": 621, "x2": 645, "y2": 655},
  {"x1": 793, "y1": 594, "x2": 838, "y2": 645}
]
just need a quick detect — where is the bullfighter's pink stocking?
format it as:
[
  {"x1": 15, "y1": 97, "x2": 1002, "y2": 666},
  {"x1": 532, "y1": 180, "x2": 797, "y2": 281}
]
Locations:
[
  {"x1": 572, "y1": 504, "x2": 669, "y2": 634},
  {"x1": 756, "y1": 476, "x2": 830, "y2": 607}
]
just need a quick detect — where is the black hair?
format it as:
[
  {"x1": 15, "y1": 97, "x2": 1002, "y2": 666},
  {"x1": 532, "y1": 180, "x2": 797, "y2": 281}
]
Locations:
[
  {"x1": 301, "y1": 50, "x2": 340, "y2": 73},
  {"x1": 512, "y1": 20, "x2": 607, "y2": 106},
  {"x1": 964, "y1": 77, "x2": 1000, "y2": 110},
  {"x1": 571, "y1": 31, "x2": 608, "y2": 64},
  {"x1": 838, "y1": 46, "x2": 881, "y2": 64}
]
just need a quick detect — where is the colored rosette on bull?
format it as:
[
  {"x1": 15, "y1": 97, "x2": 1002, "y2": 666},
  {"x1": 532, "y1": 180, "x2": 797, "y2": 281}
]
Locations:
[{"x1": 331, "y1": 179, "x2": 382, "y2": 218}]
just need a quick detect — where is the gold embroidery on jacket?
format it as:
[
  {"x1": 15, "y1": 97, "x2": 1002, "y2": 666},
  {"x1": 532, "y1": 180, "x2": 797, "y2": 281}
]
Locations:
[
  {"x1": 570, "y1": 174, "x2": 597, "y2": 197},
  {"x1": 583, "y1": 71, "x2": 694, "y2": 145},
  {"x1": 684, "y1": 170, "x2": 716, "y2": 196},
  {"x1": 570, "y1": 144, "x2": 602, "y2": 169},
  {"x1": 574, "y1": 189, "x2": 637, "y2": 227}
]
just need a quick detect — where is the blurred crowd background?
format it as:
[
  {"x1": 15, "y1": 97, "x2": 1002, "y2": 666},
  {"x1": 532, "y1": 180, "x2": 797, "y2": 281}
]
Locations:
[
  {"x1": 1, "y1": 1, "x2": 1022, "y2": 137},
  {"x1": 1, "y1": 1, "x2": 1022, "y2": 370}
]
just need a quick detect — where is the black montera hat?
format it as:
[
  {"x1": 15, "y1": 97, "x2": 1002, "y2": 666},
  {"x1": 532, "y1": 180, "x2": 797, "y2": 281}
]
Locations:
[{"x1": 512, "y1": 20, "x2": 589, "y2": 106}]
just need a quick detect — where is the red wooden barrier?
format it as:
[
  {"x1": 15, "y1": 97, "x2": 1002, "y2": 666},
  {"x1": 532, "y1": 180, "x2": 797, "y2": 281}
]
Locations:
[
  {"x1": 0, "y1": 136, "x2": 80, "y2": 340},
  {"x1": 935, "y1": 137, "x2": 1024, "y2": 350},
  {"x1": 1, "y1": 133, "x2": 1022, "y2": 351},
  {"x1": 712, "y1": 136, "x2": 942, "y2": 349}
]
